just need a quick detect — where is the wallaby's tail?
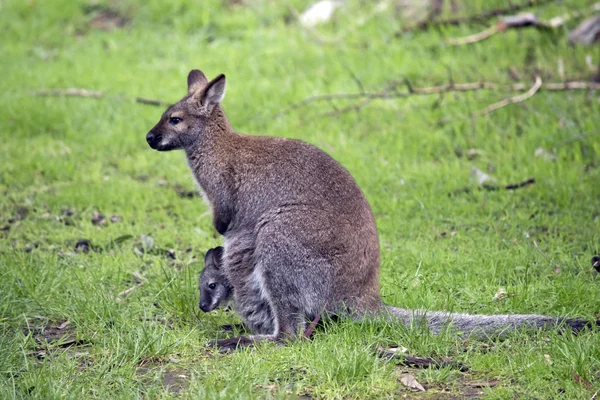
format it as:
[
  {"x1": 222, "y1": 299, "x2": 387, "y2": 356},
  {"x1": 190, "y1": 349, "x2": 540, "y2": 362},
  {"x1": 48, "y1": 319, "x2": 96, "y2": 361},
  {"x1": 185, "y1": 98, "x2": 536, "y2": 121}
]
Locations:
[{"x1": 383, "y1": 306, "x2": 596, "y2": 336}]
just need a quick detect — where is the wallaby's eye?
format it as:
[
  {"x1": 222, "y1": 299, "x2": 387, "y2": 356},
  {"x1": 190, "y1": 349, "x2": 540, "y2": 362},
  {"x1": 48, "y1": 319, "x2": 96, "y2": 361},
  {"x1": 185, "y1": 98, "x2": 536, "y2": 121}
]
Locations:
[
  {"x1": 169, "y1": 117, "x2": 182, "y2": 125},
  {"x1": 208, "y1": 283, "x2": 216, "y2": 290}
]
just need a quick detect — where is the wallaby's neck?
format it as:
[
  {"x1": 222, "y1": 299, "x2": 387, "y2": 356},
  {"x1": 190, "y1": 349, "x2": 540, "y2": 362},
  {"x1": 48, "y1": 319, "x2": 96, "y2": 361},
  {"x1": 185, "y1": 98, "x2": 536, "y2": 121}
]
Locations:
[
  {"x1": 185, "y1": 106, "x2": 237, "y2": 197},
  {"x1": 186, "y1": 107, "x2": 234, "y2": 156}
]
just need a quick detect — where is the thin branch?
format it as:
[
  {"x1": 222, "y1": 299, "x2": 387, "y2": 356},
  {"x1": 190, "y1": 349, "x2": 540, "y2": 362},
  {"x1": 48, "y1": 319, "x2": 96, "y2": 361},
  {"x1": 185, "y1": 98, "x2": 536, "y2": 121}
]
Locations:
[
  {"x1": 472, "y1": 76, "x2": 542, "y2": 117},
  {"x1": 281, "y1": 79, "x2": 600, "y2": 120},
  {"x1": 378, "y1": 348, "x2": 469, "y2": 371},
  {"x1": 448, "y1": 3, "x2": 600, "y2": 46},
  {"x1": 448, "y1": 25, "x2": 498, "y2": 45},
  {"x1": 116, "y1": 282, "x2": 143, "y2": 302},
  {"x1": 32, "y1": 88, "x2": 169, "y2": 107},
  {"x1": 34, "y1": 88, "x2": 104, "y2": 98}
]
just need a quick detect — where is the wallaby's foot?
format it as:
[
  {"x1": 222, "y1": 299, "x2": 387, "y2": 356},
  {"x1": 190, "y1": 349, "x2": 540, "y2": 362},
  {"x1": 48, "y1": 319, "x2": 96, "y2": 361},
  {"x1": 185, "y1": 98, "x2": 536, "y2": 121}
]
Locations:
[
  {"x1": 208, "y1": 336, "x2": 256, "y2": 353},
  {"x1": 207, "y1": 335, "x2": 280, "y2": 353}
]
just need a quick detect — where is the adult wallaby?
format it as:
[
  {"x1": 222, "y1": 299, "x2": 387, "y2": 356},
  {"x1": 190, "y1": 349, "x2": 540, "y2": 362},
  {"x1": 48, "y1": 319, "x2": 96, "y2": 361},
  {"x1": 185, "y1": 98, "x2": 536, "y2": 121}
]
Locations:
[{"x1": 146, "y1": 69, "x2": 596, "y2": 350}]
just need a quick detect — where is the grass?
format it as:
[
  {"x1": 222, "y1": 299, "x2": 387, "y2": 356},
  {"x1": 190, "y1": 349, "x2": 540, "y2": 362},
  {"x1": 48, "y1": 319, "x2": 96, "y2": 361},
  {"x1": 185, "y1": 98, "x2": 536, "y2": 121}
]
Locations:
[{"x1": 1, "y1": 0, "x2": 600, "y2": 398}]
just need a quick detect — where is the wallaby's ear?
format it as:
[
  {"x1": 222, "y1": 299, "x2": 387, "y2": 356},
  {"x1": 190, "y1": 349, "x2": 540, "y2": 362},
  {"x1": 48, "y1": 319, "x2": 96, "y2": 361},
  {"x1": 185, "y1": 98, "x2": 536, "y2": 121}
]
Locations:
[
  {"x1": 194, "y1": 74, "x2": 226, "y2": 109},
  {"x1": 204, "y1": 246, "x2": 224, "y2": 268},
  {"x1": 212, "y1": 246, "x2": 224, "y2": 267},
  {"x1": 187, "y1": 69, "x2": 208, "y2": 94}
]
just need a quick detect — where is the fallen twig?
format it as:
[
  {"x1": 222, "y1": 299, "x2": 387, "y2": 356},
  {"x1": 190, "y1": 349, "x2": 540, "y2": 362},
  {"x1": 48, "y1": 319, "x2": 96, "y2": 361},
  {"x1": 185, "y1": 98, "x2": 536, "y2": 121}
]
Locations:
[
  {"x1": 32, "y1": 88, "x2": 169, "y2": 107},
  {"x1": 449, "y1": 3, "x2": 600, "y2": 46},
  {"x1": 116, "y1": 283, "x2": 143, "y2": 302},
  {"x1": 283, "y1": 80, "x2": 599, "y2": 115},
  {"x1": 284, "y1": 78, "x2": 599, "y2": 122},
  {"x1": 472, "y1": 76, "x2": 542, "y2": 117},
  {"x1": 378, "y1": 348, "x2": 469, "y2": 372},
  {"x1": 504, "y1": 177, "x2": 535, "y2": 190},
  {"x1": 448, "y1": 25, "x2": 498, "y2": 45},
  {"x1": 116, "y1": 271, "x2": 147, "y2": 302}
]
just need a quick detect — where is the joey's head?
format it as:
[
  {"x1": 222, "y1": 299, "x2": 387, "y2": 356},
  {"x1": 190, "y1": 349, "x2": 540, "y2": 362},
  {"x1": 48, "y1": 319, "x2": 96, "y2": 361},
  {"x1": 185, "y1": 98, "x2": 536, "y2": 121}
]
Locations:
[
  {"x1": 199, "y1": 247, "x2": 233, "y2": 312},
  {"x1": 146, "y1": 69, "x2": 227, "y2": 151}
]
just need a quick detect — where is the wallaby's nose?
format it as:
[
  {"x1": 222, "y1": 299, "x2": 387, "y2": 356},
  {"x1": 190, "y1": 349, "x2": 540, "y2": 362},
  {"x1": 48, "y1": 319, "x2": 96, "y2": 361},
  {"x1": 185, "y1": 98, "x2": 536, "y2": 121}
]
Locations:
[
  {"x1": 146, "y1": 132, "x2": 156, "y2": 146},
  {"x1": 200, "y1": 302, "x2": 209, "y2": 312}
]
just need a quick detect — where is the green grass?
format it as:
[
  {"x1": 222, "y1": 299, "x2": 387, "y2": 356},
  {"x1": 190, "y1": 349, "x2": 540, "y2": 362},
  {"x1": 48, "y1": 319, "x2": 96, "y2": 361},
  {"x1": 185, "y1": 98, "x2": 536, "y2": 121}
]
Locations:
[{"x1": 1, "y1": 0, "x2": 600, "y2": 398}]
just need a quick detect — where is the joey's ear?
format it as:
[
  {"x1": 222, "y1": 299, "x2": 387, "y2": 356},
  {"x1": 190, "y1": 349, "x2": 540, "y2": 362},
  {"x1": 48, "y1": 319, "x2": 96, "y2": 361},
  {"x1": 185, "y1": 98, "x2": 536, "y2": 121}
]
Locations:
[
  {"x1": 204, "y1": 246, "x2": 224, "y2": 268},
  {"x1": 204, "y1": 248, "x2": 214, "y2": 263},
  {"x1": 194, "y1": 74, "x2": 226, "y2": 109},
  {"x1": 212, "y1": 246, "x2": 224, "y2": 266},
  {"x1": 187, "y1": 69, "x2": 208, "y2": 94}
]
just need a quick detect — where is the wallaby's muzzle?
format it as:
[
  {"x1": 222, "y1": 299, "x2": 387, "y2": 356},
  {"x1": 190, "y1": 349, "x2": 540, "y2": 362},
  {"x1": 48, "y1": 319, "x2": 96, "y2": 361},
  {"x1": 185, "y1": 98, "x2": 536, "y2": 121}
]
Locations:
[{"x1": 146, "y1": 131, "x2": 160, "y2": 149}]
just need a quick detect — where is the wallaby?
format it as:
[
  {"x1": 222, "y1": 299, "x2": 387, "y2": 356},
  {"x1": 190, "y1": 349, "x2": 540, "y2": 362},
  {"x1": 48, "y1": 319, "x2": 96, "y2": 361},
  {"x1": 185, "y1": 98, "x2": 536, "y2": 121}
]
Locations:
[
  {"x1": 199, "y1": 246, "x2": 275, "y2": 334},
  {"x1": 199, "y1": 247, "x2": 232, "y2": 312},
  {"x1": 146, "y1": 69, "x2": 597, "y2": 350}
]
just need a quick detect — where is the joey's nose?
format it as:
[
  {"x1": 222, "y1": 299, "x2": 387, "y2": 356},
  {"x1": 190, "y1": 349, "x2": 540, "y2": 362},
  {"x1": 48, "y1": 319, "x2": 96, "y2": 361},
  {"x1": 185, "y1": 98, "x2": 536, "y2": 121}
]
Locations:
[{"x1": 200, "y1": 302, "x2": 209, "y2": 312}]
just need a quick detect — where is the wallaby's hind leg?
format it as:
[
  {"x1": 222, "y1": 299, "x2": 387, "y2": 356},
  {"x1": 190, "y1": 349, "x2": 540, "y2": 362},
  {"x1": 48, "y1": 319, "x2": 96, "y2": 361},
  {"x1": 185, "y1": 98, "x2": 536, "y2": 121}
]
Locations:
[{"x1": 252, "y1": 221, "x2": 334, "y2": 339}]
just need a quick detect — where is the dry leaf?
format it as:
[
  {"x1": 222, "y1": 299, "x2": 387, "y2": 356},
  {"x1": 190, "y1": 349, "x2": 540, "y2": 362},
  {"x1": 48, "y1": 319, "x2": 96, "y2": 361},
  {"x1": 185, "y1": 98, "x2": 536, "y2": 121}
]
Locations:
[
  {"x1": 544, "y1": 354, "x2": 552, "y2": 365},
  {"x1": 400, "y1": 374, "x2": 425, "y2": 392},
  {"x1": 493, "y1": 287, "x2": 508, "y2": 301},
  {"x1": 57, "y1": 321, "x2": 70, "y2": 330}
]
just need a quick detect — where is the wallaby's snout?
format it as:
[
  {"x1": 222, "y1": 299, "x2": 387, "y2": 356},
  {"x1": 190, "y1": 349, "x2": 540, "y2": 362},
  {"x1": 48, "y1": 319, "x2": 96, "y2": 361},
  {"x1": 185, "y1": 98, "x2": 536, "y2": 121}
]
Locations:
[
  {"x1": 199, "y1": 300, "x2": 211, "y2": 313},
  {"x1": 146, "y1": 130, "x2": 159, "y2": 149}
]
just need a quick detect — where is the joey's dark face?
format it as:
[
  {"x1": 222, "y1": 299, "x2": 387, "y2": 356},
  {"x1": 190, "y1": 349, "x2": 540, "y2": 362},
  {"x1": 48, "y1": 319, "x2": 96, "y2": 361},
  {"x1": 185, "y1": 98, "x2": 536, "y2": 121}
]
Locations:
[
  {"x1": 199, "y1": 270, "x2": 233, "y2": 312},
  {"x1": 198, "y1": 247, "x2": 232, "y2": 312},
  {"x1": 146, "y1": 69, "x2": 226, "y2": 152}
]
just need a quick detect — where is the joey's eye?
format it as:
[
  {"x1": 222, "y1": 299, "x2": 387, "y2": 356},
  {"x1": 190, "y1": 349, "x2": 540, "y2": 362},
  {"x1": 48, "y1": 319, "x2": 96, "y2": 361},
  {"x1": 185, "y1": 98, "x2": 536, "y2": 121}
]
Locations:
[
  {"x1": 208, "y1": 283, "x2": 216, "y2": 290},
  {"x1": 169, "y1": 117, "x2": 182, "y2": 125}
]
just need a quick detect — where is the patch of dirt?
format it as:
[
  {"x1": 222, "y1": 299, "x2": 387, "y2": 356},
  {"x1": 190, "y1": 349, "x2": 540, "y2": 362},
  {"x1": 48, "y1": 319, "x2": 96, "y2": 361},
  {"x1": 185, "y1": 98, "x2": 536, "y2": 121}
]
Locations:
[
  {"x1": 24, "y1": 320, "x2": 90, "y2": 362},
  {"x1": 25, "y1": 320, "x2": 79, "y2": 345},
  {"x1": 395, "y1": 369, "x2": 500, "y2": 399}
]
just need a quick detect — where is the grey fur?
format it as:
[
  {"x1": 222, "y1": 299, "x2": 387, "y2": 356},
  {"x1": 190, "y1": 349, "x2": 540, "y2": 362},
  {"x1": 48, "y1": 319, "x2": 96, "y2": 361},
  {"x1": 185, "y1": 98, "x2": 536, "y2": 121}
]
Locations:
[
  {"x1": 147, "y1": 69, "x2": 597, "y2": 349},
  {"x1": 199, "y1": 247, "x2": 233, "y2": 312},
  {"x1": 200, "y1": 247, "x2": 274, "y2": 335}
]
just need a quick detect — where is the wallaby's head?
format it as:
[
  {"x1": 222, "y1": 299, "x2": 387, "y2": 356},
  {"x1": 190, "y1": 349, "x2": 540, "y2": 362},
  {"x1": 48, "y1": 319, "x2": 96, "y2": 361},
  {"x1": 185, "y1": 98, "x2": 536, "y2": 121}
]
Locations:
[
  {"x1": 146, "y1": 69, "x2": 226, "y2": 151},
  {"x1": 199, "y1": 246, "x2": 233, "y2": 312}
]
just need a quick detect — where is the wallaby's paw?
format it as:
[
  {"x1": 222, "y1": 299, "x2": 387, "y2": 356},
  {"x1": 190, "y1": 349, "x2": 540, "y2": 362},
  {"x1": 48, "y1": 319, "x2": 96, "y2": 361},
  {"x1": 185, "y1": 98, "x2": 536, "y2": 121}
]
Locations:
[{"x1": 207, "y1": 336, "x2": 255, "y2": 353}]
